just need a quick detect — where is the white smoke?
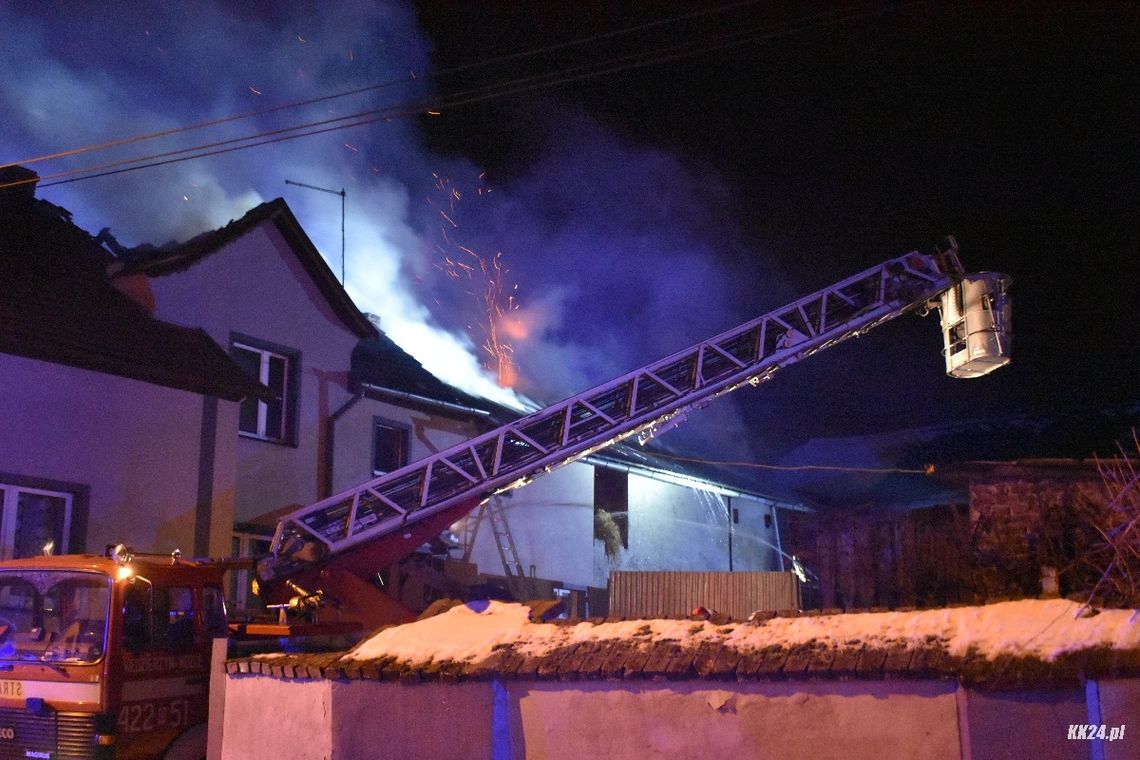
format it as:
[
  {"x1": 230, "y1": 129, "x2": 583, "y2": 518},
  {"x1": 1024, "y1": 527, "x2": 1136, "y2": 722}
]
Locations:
[{"x1": 1, "y1": 1, "x2": 775, "y2": 455}]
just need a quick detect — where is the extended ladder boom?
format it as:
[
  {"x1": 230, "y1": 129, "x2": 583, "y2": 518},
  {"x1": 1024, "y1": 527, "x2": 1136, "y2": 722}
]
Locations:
[{"x1": 261, "y1": 240, "x2": 992, "y2": 582}]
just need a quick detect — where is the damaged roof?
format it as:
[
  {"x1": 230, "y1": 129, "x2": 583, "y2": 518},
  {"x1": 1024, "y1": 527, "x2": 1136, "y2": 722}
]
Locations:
[
  {"x1": 0, "y1": 168, "x2": 269, "y2": 402},
  {"x1": 351, "y1": 329, "x2": 506, "y2": 418},
  {"x1": 123, "y1": 197, "x2": 377, "y2": 340}
]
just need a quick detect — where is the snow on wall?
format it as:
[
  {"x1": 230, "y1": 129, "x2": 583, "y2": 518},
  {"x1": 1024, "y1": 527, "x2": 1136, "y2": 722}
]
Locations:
[{"x1": 346, "y1": 599, "x2": 1140, "y2": 667}]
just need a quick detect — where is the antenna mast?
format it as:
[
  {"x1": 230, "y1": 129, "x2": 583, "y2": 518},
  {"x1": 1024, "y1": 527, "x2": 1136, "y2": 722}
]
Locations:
[{"x1": 285, "y1": 179, "x2": 346, "y2": 285}]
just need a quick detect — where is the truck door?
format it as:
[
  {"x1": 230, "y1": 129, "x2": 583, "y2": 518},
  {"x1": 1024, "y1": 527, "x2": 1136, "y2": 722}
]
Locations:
[{"x1": 117, "y1": 579, "x2": 211, "y2": 759}]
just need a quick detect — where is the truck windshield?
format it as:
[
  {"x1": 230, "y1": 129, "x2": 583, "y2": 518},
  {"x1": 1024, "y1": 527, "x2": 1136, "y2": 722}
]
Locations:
[{"x1": 0, "y1": 571, "x2": 111, "y2": 664}]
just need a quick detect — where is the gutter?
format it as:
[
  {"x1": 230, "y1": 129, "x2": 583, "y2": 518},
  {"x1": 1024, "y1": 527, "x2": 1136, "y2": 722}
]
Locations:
[
  {"x1": 358, "y1": 382, "x2": 494, "y2": 419},
  {"x1": 586, "y1": 455, "x2": 809, "y2": 512}
]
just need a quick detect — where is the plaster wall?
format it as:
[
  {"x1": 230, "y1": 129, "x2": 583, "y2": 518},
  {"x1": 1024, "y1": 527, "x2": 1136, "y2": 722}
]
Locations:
[
  {"x1": 330, "y1": 681, "x2": 494, "y2": 760},
  {"x1": 0, "y1": 353, "x2": 237, "y2": 556},
  {"x1": 1097, "y1": 679, "x2": 1140, "y2": 760},
  {"x1": 462, "y1": 462, "x2": 782, "y2": 590},
  {"x1": 220, "y1": 676, "x2": 965, "y2": 760},
  {"x1": 148, "y1": 223, "x2": 363, "y2": 520},
  {"x1": 219, "y1": 676, "x2": 332, "y2": 760},
  {"x1": 507, "y1": 680, "x2": 959, "y2": 760},
  {"x1": 329, "y1": 397, "x2": 482, "y2": 495},
  {"x1": 220, "y1": 673, "x2": 1140, "y2": 759},
  {"x1": 962, "y1": 687, "x2": 1087, "y2": 760},
  {"x1": 463, "y1": 464, "x2": 596, "y2": 587}
]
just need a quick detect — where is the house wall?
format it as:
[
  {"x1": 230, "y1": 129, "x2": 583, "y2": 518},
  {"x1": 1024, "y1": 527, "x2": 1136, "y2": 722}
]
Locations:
[
  {"x1": 464, "y1": 465, "x2": 597, "y2": 587},
  {"x1": 148, "y1": 223, "x2": 363, "y2": 522},
  {"x1": 625, "y1": 477, "x2": 779, "y2": 573},
  {"x1": 462, "y1": 463, "x2": 782, "y2": 591},
  {"x1": 0, "y1": 354, "x2": 237, "y2": 557},
  {"x1": 329, "y1": 398, "x2": 483, "y2": 495}
]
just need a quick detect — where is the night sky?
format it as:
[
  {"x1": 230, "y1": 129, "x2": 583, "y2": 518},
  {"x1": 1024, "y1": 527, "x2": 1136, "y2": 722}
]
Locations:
[{"x1": 3, "y1": 2, "x2": 1138, "y2": 464}]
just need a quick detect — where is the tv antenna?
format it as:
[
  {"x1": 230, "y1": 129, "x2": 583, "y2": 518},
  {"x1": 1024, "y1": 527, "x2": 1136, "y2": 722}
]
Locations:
[{"x1": 285, "y1": 179, "x2": 346, "y2": 285}]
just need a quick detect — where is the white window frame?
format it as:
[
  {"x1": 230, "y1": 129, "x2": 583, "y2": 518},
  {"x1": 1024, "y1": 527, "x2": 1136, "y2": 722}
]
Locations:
[
  {"x1": 234, "y1": 341, "x2": 292, "y2": 442},
  {"x1": 0, "y1": 483, "x2": 74, "y2": 560}
]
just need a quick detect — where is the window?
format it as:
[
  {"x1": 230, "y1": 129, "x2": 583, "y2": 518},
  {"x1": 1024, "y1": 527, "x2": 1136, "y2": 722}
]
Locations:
[
  {"x1": 593, "y1": 467, "x2": 629, "y2": 550},
  {"x1": 152, "y1": 586, "x2": 197, "y2": 651},
  {"x1": 232, "y1": 337, "x2": 299, "y2": 444},
  {"x1": 0, "y1": 483, "x2": 74, "y2": 559},
  {"x1": 123, "y1": 582, "x2": 202, "y2": 653},
  {"x1": 372, "y1": 419, "x2": 410, "y2": 475}
]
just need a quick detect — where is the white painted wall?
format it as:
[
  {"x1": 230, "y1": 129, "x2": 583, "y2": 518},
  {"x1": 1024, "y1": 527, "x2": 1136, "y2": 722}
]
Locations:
[
  {"x1": 148, "y1": 222, "x2": 364, "y2": 522},
  {"x1": 220, "y1": 677, "x2": 332, "y2": 760},
  {"x1": 461, "y1": 462, "x2": 781, "y2": 590},
  {"x1": 329, "y1": 397, "x2": 483, "y2": 496},
  {"x1": 461, "y1": 464, "x2": 595, "y2": 587},
  {"x1": 0, "y1": 354, "x2": 237, "y2": 557}
]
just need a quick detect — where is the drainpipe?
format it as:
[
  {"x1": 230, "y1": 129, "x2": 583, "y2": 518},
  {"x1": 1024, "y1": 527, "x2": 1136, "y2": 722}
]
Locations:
[
  {"x1": 324, "y1": 389, "x2": 364, "y2": 498},
  {"x1": 727, "y1": 495, "x2": 734, "y2": 572},
  {"x1": 772, "y1": 506, "x2": 785, "y2": 572}
]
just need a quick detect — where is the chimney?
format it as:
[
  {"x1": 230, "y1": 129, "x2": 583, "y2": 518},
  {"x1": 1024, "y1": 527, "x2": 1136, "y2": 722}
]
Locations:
[{"x1": 0, "y1": 165, "x2": 40, "y2": 209}]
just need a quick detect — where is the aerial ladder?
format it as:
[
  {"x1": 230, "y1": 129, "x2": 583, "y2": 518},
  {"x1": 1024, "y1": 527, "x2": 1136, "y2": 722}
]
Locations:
[{"x1": 256, "y1": 238, "x2": 1011, "y2": 626}]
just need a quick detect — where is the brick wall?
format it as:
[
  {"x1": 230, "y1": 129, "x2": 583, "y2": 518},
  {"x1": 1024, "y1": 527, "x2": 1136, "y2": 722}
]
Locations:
[
  {"x1": 780, "y1": 465, "x2": 1110, "y2": 608},
  {"x1": 968, "y1": 474, "x2": 1105, "y2": 600}
]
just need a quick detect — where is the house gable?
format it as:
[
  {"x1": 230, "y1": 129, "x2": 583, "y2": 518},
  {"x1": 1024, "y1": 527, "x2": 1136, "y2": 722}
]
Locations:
[{"x1": 125, "y1": 198, "x2": 376, "y2": 340}]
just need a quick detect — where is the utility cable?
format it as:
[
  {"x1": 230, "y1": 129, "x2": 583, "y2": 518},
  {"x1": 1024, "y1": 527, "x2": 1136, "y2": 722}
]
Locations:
[
  {"x1": 4, "y1": 3, "x2": 910, "y2": 190},
  {"x1": 2, "y1": 0, "x2": 767, "y2": 170},
  {"x1": 646, "y1": 450, "x2": 936, "y2": 475}
]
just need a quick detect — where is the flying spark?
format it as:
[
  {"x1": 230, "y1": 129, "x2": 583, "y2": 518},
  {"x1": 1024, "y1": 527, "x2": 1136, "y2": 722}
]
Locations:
[{"x1": 429, "y1": 174, "x2": 522, "y2": 388}]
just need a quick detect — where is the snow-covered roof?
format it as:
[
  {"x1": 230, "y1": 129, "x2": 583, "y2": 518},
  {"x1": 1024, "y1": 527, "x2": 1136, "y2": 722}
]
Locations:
[{"x1": 229, "y1": 599, "x2": 1140, "y2": 689}]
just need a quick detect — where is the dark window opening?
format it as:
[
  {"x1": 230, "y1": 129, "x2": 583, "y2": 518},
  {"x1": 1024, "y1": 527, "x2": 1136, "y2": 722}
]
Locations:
[
  {"x1": 372, "y1": 419, "x2": 410, "y2": 475},
  {"x1": 593, "y1": 467, "x2": 629, "y2": 550}
]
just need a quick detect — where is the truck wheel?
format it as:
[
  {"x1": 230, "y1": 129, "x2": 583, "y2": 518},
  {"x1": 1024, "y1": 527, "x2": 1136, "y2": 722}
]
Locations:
[{"x1": 163, "y1": 722, "x2": 207, "y2": 760}]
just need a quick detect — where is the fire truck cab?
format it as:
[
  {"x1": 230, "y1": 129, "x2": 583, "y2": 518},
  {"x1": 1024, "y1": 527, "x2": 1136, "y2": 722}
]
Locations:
[{"x1": 0, "y1": 547, "x2": 226, "y2": 760}]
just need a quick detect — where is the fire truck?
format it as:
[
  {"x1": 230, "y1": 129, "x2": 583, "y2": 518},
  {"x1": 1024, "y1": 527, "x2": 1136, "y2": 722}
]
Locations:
[
  {"x1": 0, "y1": 547, "x2": 229, "y2": 760},
  {"x1": 0, "y1": 238, "x2": 1010, "y2": 758}
]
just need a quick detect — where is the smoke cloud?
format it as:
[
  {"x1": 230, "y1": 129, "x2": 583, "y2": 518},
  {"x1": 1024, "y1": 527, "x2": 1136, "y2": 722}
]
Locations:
[{"x1": 1, "y1": 1, "x2": 777, "y2": 459}]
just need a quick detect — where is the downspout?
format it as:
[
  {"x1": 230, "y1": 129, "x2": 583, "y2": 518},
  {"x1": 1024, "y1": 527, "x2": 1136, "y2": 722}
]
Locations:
[
  {"x1": 726, "y1": 495, "x2": 734, "y2": 572},
  {"x1": 772, "y1": 506, "x2": 785, "y2": 572},
  {"x1": 324, "y1": 388, "x2": 364, "y2": 499}
]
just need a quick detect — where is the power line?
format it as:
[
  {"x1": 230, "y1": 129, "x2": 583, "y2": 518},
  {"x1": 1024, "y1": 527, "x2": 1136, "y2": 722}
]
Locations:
[
  {"x1": 2, "y1": 3, "x2": 910, "y2": 191},
  {"x1": 647, "y1": 450, "x2": 936, "y2": 475},
  {"x1": 1, "y1": 0, "x2": 768, "y2": 171}
]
